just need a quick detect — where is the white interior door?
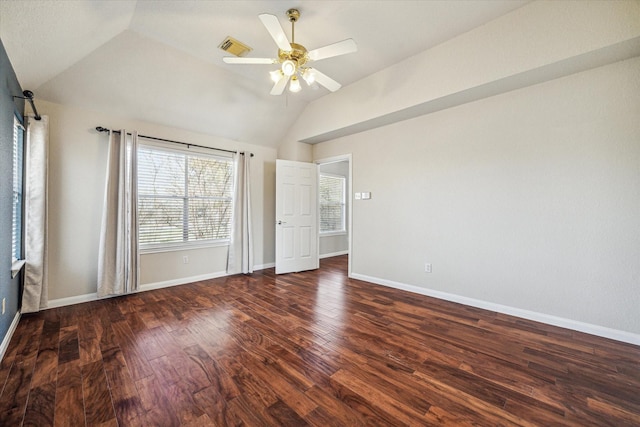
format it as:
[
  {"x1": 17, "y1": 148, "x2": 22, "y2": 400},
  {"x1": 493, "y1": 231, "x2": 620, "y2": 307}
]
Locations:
[{"x1": 275, "y1": 159, "x2": 318, "y2": 274}]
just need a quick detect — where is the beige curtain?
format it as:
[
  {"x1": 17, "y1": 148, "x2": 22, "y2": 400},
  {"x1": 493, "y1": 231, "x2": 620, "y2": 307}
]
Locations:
[
  {"x1": 227, "y1": 152, "x2": 253, "y2": 274},
  {"x1": 21, "y1": 115, "x2": 49, "y2": 313},
  {"x1": 97, "y1": 130, "x2": 139, "y2": 297}
]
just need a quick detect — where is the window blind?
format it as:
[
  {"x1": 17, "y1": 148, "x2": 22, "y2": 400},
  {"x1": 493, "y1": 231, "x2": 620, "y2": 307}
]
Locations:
[
  {"x1": 319, "y1": 174, "x2": 346, "y2": 233},
  {"x1": 12, "y1": 116, "x2": 24, "y2": 261},
  {"x1": 137, "y1": 145, "x2": 234, "y2": 248}
]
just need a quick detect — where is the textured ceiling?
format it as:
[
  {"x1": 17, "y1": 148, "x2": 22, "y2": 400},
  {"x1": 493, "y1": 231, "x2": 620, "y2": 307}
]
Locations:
[{"x1": 0, "y1": 0, "x2": 529, "y2": 148}]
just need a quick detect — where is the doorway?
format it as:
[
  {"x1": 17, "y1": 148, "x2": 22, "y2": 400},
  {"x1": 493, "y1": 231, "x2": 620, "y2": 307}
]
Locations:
[{"x1": 316, "y1": 155, "x2": 352, "y2": 276}]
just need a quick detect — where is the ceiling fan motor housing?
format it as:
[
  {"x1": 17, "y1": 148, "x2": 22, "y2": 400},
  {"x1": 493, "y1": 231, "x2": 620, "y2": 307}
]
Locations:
[{"x1": 278, "y1": 42, "x2": 308, "y2": 67}]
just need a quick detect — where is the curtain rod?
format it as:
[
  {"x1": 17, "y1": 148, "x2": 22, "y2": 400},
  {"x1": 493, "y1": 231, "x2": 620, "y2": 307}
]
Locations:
[
  {"x1": 95, "y1": 126, "x2": 253, "y2": 157},
  {"x1": 13, "y1": 90, "x2": 42, "y2": 120}
]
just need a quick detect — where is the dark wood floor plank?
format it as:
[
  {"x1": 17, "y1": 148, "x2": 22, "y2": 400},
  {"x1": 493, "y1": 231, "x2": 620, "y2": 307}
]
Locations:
[
  {"x1": 192, "y1": 385, "x2": 240, "y2": 427},
  {"x1": 101, "y1": 346, "x2": 146, "y2": 426},
  {"x1": 30, "y1": 319, "x2": 59, "y2": 388},
  {"x1": 57, "y1": 326, "x2": 80, "y2": 365},
  {"x1": 183, "y1": 344, "x2": 242, "y2": 402},
  {"x1": 78, "y1": 336, "x2": 102, "y2": 367},
  {"x1": 22, "y1": 381, "x2": 56, "y2": 427},
  {"x1": 81, "y1": 359, "x2": 117, "y2": 426},
  {"x1": 1, "y1": 255, "x2": 639, "y2": 426},
  {"x1": 239, "y1": 351, "x2": 318, "y2": 418},
  {"x1": 164, "y1": 380, "x2": 207, "y2": 425},
  {"x1": 110, "y1": 320, "x2": 154, "y2": 381},
  {"x1": 324, "y1": 374, "x2": 403, "y2": 427},
  {"x1": 412, "y1": 368, "x2": 538, "y2": 426},
  {"x1": 331, "y1": 368, "x2": 432, "y2": 426},
  {"x1": 54, "y1": 359, "x2": 85, "y2": 427},
  {"x1": 0, "y1": 350, "x2": 16, "y2": 398},
  {"x1": 585, "y1": 397, "x2": 640, "y2": 426},
  {"x1": 304, "y1": 385, "x2": 367, "y2": 426},
  {"x1": 0, "y1": 353, "x2": 38, "y2": 426},
  {"x1": 266, "y1": 399, "x2": 310, "y2": 426}
]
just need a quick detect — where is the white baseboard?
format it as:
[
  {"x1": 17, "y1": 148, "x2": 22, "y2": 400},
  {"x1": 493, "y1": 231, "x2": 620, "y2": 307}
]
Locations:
[
  {"x1": 254, "y1": 262, "x2": 275, "y2": 270},
  {"x1": 139, "y1": 270, "x2": 228, "y2": 292},
  {"x1": 47, "y1": 292, "x2": 99, "y2": 309},
  {"x1": 32, "y1": 266, "x2": 640, "y2": 347},
  {"x1": 0, "y1": 312, "x2": 21, "y2": 362},
  {"x1": 47, "y1": 263, "x2": 275, "y2": 309},
  {"x1": 350, "y1": 272, "x2": 640, "y2": 346},
  {"x1": 320, "y1": 250, "x2": 349, "y2": 259}
]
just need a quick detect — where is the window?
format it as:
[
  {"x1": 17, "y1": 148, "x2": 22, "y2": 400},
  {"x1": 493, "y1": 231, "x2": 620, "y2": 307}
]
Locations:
[
  {"x1": 319, "y1": 173, "x2": 346, "y2": 234},
  {"x1": 12, "y1": 115, "x2": 24, "y2": 262},
  {"x1": 137, "y1": 144, "x2": 234, "y2": 250}
]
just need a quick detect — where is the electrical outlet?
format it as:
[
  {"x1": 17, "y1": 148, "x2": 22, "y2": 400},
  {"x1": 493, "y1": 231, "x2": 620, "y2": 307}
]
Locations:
[
  {"x1": 183, "y1": 256, "x2": 189, "y2": 264},
  {"x1": 424, "y1": 263, "x2": 432, "y2": 273}
]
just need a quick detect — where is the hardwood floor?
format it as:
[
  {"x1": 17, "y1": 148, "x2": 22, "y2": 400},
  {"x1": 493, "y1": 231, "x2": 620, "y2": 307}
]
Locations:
[{"x1": 1, "y1": 255, "x2": 639, "y2": 426}]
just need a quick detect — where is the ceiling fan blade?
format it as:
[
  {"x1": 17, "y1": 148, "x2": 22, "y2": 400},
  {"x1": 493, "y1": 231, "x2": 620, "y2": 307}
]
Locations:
[
  {"x1": 311, "y1": 68, "x2": 342, "y2": 92},
  {"x1": 308, "y1": 39, "x2": 357, "y2": 62},
  {"x1": 258, "y1": 13, "x2": 292, "y2": 52},
  {"x1": 270, "y1": 75, "x2": 290, "y2": 95},
  {"x1": 223, "y1": 57, "x2": 276, "y2": 64}
]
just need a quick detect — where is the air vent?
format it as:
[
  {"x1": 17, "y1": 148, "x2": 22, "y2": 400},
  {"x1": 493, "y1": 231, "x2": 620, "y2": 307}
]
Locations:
[{"x1": 218, "y1": 36, "x2": 252, "y2": 57}]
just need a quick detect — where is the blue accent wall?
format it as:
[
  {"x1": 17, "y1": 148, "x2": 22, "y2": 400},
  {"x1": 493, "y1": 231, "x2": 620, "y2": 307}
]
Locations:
[{"x1": 0, "y1": 38, "x2": 24, "y2": 348}]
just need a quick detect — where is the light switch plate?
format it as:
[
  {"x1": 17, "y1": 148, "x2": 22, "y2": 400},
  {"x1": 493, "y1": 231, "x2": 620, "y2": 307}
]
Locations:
[
  {"x1": 362, "y1": 192, "x2": 371, "y2": 200},
  {"x1": 355, "y1": 192, "x2": 361, "y2": 200}
]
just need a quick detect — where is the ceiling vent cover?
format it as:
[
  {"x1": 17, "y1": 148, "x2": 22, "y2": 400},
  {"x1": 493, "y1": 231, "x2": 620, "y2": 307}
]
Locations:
[{"x1": 218, "y1": 36, "x2": 252, "y2": 57}]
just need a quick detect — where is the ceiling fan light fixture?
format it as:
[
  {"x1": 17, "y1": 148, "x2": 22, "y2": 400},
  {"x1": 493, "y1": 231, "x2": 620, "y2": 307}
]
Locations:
[
  {"x1": 302, "y1": 68, "x2": 316, "y2": 85},
  {"x1": 224, "y1": 9, "x2": 357, "y2": 95},
  {"x1": 289, "y1": 76, "x2": 302, "y2": 93},
  {"x1": 270, "y1": 69, "x2": 283, "y2": 83},
  {"x1": 281, "y1": 59, "x2": 296, "y2": 76}
]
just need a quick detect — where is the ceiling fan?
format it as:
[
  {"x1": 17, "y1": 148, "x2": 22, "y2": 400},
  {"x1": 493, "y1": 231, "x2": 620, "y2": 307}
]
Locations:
[{"x1": 222, "y1": 8, "x2": 357, "y2": 95}]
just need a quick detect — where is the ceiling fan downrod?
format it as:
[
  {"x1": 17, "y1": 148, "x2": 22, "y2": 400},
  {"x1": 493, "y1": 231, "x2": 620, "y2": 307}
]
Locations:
[
  {"x1": 278, "y1": 9, "x2": 308, "y2": 74},
  {"x1": 287, "y1": 8, "x2": 300, "y2": 44}
]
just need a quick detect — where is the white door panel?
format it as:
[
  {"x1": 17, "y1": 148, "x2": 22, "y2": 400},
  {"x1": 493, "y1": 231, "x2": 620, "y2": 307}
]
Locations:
[{"x1": 276, "y1": 159, "x2": 318, "y2": 274}]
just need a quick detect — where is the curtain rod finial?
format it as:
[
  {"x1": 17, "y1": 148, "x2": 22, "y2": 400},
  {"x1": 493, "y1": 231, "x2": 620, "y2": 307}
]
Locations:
[{"x1": 96, "y1": 126, "x2": 110, "y2": 133}]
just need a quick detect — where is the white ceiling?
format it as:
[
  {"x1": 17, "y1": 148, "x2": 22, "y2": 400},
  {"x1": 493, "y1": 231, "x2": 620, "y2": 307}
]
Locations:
[{"x1": 0, "y1": 0, "x2": 529, "y2": 148}]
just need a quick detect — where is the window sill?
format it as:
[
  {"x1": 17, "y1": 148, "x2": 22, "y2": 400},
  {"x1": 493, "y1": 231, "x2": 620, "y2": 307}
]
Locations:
[
  {"x1": 140, "y1": 240, "x2": 230, "y2": 255},
  {"x1": 11, "y1": 259, "x2": 26, "y2": 279},
  {"x1": 320, "y1": 231, "x2": 347, "y2": 237}
]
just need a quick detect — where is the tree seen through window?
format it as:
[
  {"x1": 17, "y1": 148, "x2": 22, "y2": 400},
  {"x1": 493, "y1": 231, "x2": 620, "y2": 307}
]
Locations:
[{"x1": 137, "y1": 146, "x2": 233, "y2": 247}]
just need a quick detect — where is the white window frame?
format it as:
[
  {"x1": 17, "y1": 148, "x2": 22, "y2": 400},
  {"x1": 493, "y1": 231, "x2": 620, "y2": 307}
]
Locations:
[
  {"x1": 11, "y1": 115, "x2": 26, "y2": 277},
  {"x1": 319, "y1": 172, "x2": 346, "y2": 236},
  {"x1": 137, "y1": 142, "x2": 234, "y2": 254}
]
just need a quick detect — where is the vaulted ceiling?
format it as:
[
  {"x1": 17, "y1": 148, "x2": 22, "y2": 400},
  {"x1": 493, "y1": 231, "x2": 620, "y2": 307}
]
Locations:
[{"x1": 0, "y1": 0, "x2": 529, "y2": 148}]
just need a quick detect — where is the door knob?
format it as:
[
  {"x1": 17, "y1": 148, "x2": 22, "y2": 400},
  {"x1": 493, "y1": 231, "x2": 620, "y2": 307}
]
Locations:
[{"x1": 277, "y1": 220, "x2": 287, "y2": 225}]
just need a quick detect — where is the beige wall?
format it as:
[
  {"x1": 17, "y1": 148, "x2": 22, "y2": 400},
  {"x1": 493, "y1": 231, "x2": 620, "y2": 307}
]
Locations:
[
  {"x1": 41, "y1": 100, "x2": 276, "y2": 301},
  {"x1": 271, "y1": 0, "x2": 640, "y2": 342},
  {"x1": 313, "y1": 57, "x2": 640, "y2": 336}
]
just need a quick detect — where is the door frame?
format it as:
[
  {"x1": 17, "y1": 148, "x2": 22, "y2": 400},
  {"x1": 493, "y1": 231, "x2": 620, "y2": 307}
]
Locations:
[{"x1": 315, "y1": 154, "x2": 353, "y2": 278}]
